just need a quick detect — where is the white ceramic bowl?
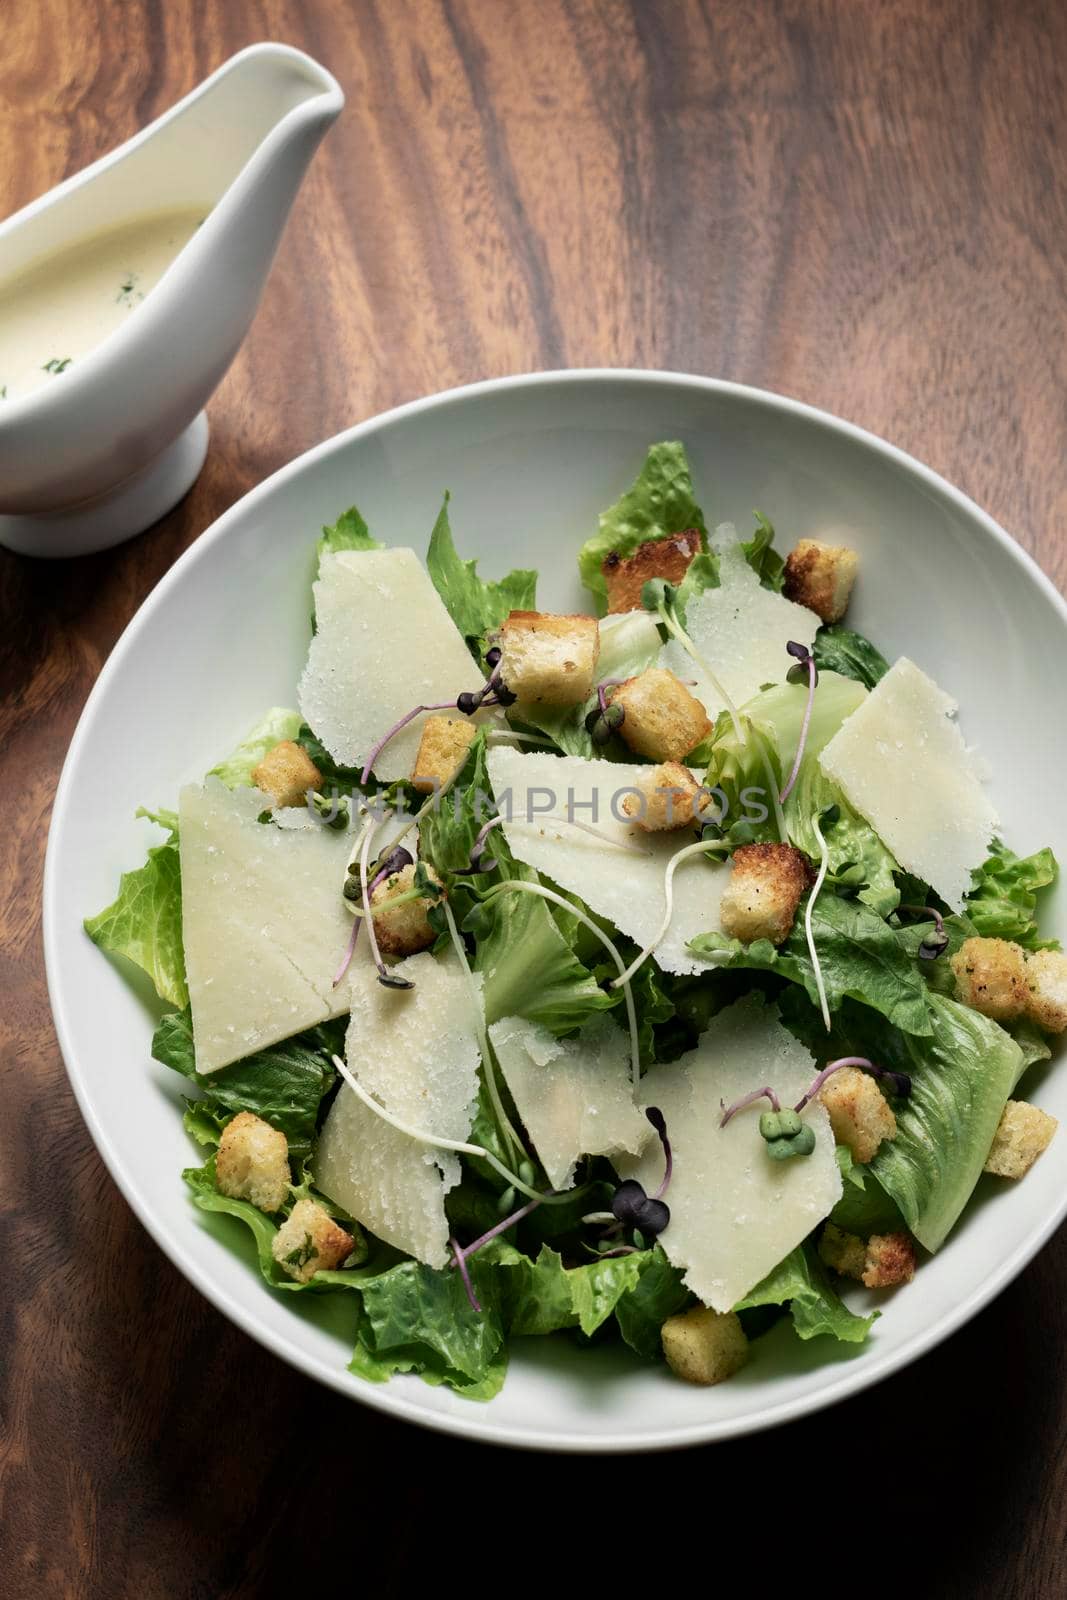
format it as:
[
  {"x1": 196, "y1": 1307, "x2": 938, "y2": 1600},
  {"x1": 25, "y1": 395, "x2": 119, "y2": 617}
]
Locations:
[{"x1": 45, "y1": 370, "x2": 1067, "y2": 1452}]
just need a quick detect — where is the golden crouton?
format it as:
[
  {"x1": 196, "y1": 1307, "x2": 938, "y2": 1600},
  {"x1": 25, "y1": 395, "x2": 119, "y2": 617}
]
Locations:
[
  {"x1": 411, "y1": 715, "x2": 478, "y2": 795},
  {"x1": 216, "y1": 1111, "x2": 290, "y2": 1213},
  {"x1": 818, "y1": 1066, "x2": 897, "y2": 1164},
  {"x1": 1026, "y1": 949, "x2": 1067, "y2": 1034},
  {"x1": 862, "y1": 1232, "x2": 916, "y2": 1289},
  {"x1": 622, "y1": 761, "x2": 706, "y2": 832},
  {"x1": 818, "y1": 1223, "x2": 867, "y2": 1281},
  {"x1": 661, "y1": 1305, "x2": 748, "y2": 1386},
  {"x1": 271, "y1": 1197, "x2": 353, "y2": 1283},
  {"x1": 782, "y1": 539, "x2": 859, "y2": 624},
  {"x1": 602, "y1": 529, "x2": 703, "y2": 614},
  {"x1": 719, "y1": 842, "x2": 812, "y2": 945},
  {"x1": 496, "y1": 611, "x2": 600, "y2": 706},
  {"x1": 609, "y1": 668, "x2": 711, "y2": 762},
  {"x1": 371, "y1": 861, "x2": 443, "y2": 957},
  {"x1": 251, "y1": 740, "x2": 323, "y2": 809},
  {"x1": 950, "y1": 936, "x2": 1029, "y2": 1022},
  {"x1": 984, "y1": 1099, "x2": 1058, "y2": 1179}
]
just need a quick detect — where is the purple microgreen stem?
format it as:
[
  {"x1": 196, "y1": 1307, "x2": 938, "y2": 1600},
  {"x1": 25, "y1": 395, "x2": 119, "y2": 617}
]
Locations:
[
  {"x1": 449, "y1": 1237, "x2": 482, "y2": 1312},
  {"x1": 805, "y1": 808, "x2": 833, "y2": 1031},
  {"x1": 646, "y1": 1106, "x2": 673, "y2": 1199},
  {"x1": 359, "y1": 814, "x2": 392, "y2": 982},
  {"x1": 720, "y1": 1085, "x2": 782, "y2": 1127},
  {"x1": 360, "y1": 701, "x2": 457, "y2": 785},
  {"x1": 450, "y1": 1197, "x2": 545, "y2": 1279},
  {"x1": 779, "y1": 643, "x2": 817, "y2": 804},
  {"x1": 794, "y1": 1056, "x2": 912, "y2": 1112}
]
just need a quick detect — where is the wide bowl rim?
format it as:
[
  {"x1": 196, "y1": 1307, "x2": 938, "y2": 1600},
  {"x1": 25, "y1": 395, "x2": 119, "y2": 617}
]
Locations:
[{"x1": 43, "y1": 367, "x2": 1067, "y2": 1452}]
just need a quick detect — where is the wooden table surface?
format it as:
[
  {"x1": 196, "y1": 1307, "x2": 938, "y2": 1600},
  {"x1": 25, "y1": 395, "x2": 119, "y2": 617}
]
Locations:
[{"x1": 3, "y1": 1, "x2": 1066, "y2": 1593}]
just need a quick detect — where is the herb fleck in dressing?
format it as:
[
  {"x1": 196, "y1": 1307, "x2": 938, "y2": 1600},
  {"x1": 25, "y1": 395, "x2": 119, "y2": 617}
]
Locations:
[{"x1": 0, "y1": 207, "x2": 205, "y2": 400}]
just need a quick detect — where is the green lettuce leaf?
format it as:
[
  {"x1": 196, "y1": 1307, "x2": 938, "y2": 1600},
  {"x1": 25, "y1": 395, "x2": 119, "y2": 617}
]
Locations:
[
  {"x1": 689, "y1": 891, "x2": 933, "y2": 1035},
  {"x1": 183, "y1": 1158, "x2": 371, "y2": 1292},
  {"x1": 736, "y1": 1243, "x2": 876, "y2": 1343},
  {"x1": 829, "y1": 1147, "x2": 906, "y2": 1236},
  {"x1": 84, "y1": 809, "x2": 187, "y2": 1007},
  {"x1": 613, "y1": 1247, "x2": 690, "y2": 1358},
  {"x1": 567, "y1": 1251, "x2": 648, "y2": 1337},
  {"x1": 578, "y1": 442, "x2": 708, "y2": 614},
  {"x1": 426, "y1": 494, "x2": 537, "y2": 652},
  {"x1": 153, "y1": 1009, "x2": 341, "y2": 1157},
  {"x1": 812, "y1": 624, "x2": 889, "y2": 689},
  {"x1": 811, "y1": 993, "x2": 1026, "y2": 1251},
  {"x1": 965, "y1": 840, "x2": 1059, "y2": 950},
  {"x1": 206, "y1": 707, "x2": 304, "y2": 789},
  {"x1": 318, "y1": 505, "x2": 382, "y2": 559},
  {"x1": 349, "y1": 1254, "x2": 508, "y2": 1396},
  {"x1": 740, "y1": 511, "x2": 785, "y2": 592}
]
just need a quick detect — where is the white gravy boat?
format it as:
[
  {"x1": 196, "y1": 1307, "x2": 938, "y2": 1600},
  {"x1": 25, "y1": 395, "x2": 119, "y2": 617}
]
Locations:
[{"x1": 0, "y1": 43, "x2": 343, "y2": 557}]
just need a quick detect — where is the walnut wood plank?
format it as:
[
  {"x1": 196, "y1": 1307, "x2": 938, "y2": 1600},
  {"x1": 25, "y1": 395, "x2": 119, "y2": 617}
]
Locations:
[{"x1": 2, "y1": 2, "x2": 1065, "y2": 1593}]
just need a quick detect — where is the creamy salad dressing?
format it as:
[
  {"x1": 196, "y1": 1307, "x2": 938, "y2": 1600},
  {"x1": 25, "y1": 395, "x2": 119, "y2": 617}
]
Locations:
[{"x1": 0, "y1": 207, "x2": 205, "y2": 401}]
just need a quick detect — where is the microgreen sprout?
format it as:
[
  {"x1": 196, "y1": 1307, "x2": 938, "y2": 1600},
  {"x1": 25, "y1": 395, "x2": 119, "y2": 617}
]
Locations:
[
  {"x1": 356, "y1": 817, "x2": 414, "y2": 989},
  {"x1": 646, "y1": 1105, "x2": 673, "y2": 1200},
  {"x1": 480, "y1": 879, "x2": 641, "y2": 1084},
  {"x1": 584, "y1": 679, "x2": 626, "y2": 746},
  {"x1": 611, "y1": 836, "x2": 730, "y2": 988},
  {"x1": 794, "y1": 1055, "x2": 912, "y2": 1111},
  {"x1": 778, "y1": 641, "x2": 818, "y2": 804},
  {"x1": 641, "y1": 577, "x2": 746, "y2": 746},
  {"x1": 805, "y1": 806, "x2": 834, "y2": 1032},
  {"x1": 898, "y1": 903, "x2": 949, "y2": 959},
  {"x1": 359, "y1": 663, "x2": 513, "y2": 783},
  {"x1": 449, "y1": 1237, "x2": 482, "y2": 1311},
  {"x1": 309, "y1": 790, "x2": 350, "y2": 830},
  {"x1": 720, "y1": 1085, "x2": 781, "y2": 1127},
  {"x1": 759, "y1": 1108, "x2": 816, "y2": 1160}
]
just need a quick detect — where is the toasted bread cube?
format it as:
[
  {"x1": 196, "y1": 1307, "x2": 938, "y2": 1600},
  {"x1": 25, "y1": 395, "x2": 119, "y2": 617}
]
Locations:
[
  {"x1": 411, "y1": 715, "x2": 478, "y2": 795},
  {"x1": 251, "y1": 740, "x2": 322, "y2": 809},
  {"x1": 216, "y1": 1111, "x2": 290, "y2": 1213},
  {"x1": 818, "y1": 1223, "x2": 867, "y2": 1281},
  {"x1": 602, "y1": 529, "x2": 703, "y2": 614},
  {"x1": 496, "y1": 611, "x2": 599, "y2": 706},
  {"x1": 719, "y1": 842, "x2": 812, "y2": 946},
  {"x1": 1026, "y1": 949, "x2": 1067, "y2": 1034},
  {"x1": 984, "y1": 1099, "x2": 1058, "y2": 1179},
  {"x1": 819, "y1": 1067, "x2": 897, "y2": 1164},
  {"x1": 622, "y1": 761, "x2": 706, "y2": 831},
  {"x1": 661, "y1": 1306, "x2": 748, "y2": 1386},
  {"x1": 862, "y1": 1232, "x2": 916, "y2": 1289},
  {"x1": 371, "y1": 861, "x2": 443, "y2": 957},
  {"x1": 782, "y1": 540, "x2": 859, "y2": 624},
  {"x1": 950, "y1": 936, "x2": 1029, "y2": 1022},
  {"x1": 610, "y1": 668, "x2": 711, "y2": 762},
  {"x1": 271, "y1": 1196, "x2": 353, "y2": 1283}
]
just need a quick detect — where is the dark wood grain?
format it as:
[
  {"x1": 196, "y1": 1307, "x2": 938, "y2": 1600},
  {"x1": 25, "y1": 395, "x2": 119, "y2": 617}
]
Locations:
[{"x1": 3, "y1": 1, "x2": 1066, "y2": 1593}]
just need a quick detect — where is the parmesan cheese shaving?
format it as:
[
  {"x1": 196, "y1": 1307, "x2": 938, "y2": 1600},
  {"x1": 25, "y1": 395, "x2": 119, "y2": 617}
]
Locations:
[
  {"x1": 616, "y1": 994, "x2": 842, "y2": 1311},
  {"x1": 178, "y1": 778, "x2": 353, "y2": 1074},
  {"x1": 818, "y1": 655, "x2": 997, "y2": 910},
  {"x1": 298, "y1": 547, "x2": 485, "y2": 781},
  {"x1": 660, "y1": 543, "x2": 819, "y2": 720},
  {"x1": 485, "y1": 746, "x2": 729, "y2": 975},
  {"x1": 313, "y1": 951, "x2": 482, "y2": 1268},
  {"x1": 488, "y1": 1014, "x2": 648, "y2": 1189}
]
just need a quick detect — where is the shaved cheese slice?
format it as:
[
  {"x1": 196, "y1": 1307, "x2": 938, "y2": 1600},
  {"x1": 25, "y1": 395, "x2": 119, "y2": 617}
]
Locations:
[
  {"x1": 617, "y1": 994, "x2": 841, "y2": 1311},
  {"x1": 179, "y1": 778, "x2": 353, "y2": 1074},
  {"x1": 661, "y1": 542, "x2": 818, "y2": 719},
  {"x1": 488, "y1": 1015, "x2": 648, "y2": 1189},
  {"x1": 818, "y1": 656, "x2": 996, "y2": 910},
  {"x1": 313, "y1": 951, "x2": 481, "y2": 1268},
  {"x1": 298, "y1": 547, "x2": 485, "y2": 781},
  {"x1": 485, "y1": 746, "x2": 728, "y2": 975}
]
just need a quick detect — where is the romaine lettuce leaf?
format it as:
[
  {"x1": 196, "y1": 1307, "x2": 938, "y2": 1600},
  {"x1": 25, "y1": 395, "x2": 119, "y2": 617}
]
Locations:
[
  {"x1": 812, "y1": 624, "x2": 889, "y2": 689},
  {"x1": 578, "y1": 442, "x2": 708, "y2": 614},
  {"x1": 740, "y1": 511, "x2": 785, "y2": 592},
  {"x1": 736, "y1": 1242, "x2": 876, "y2": 1343},
  {"x1": 83, "y1": 809, "x2": 187, "y2": 1007},
  {"x1": 613, "y1": 1247, "x2": 691, "y2": 1358},
  {"x1": 689, "y1": 890, "x2": 933, "y2": 1036},
  {"x1": 426, "y1": 494, "x2": 537, "y2": 652},
  {"x1": 318, "y1": 505, "x2": 382, "y2": 558},
  {"x1": 154, "y1": 1008, "x2": 342, "y2": 1156},
  {"x1": 206, "y1": 707, "x2": 303, "y2": 789},
  {"x1": 965, "y1": 840, "x2": 1058, "y2": 950},
  {"x1": 829, "y1": 1147, "x2": 906, "y2": 1236}
]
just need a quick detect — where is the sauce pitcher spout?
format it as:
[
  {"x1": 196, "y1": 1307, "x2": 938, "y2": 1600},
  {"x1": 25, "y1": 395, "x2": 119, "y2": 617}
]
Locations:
[{"x1": 0, "y1": 44, "x2": 344, "y2": 557}]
